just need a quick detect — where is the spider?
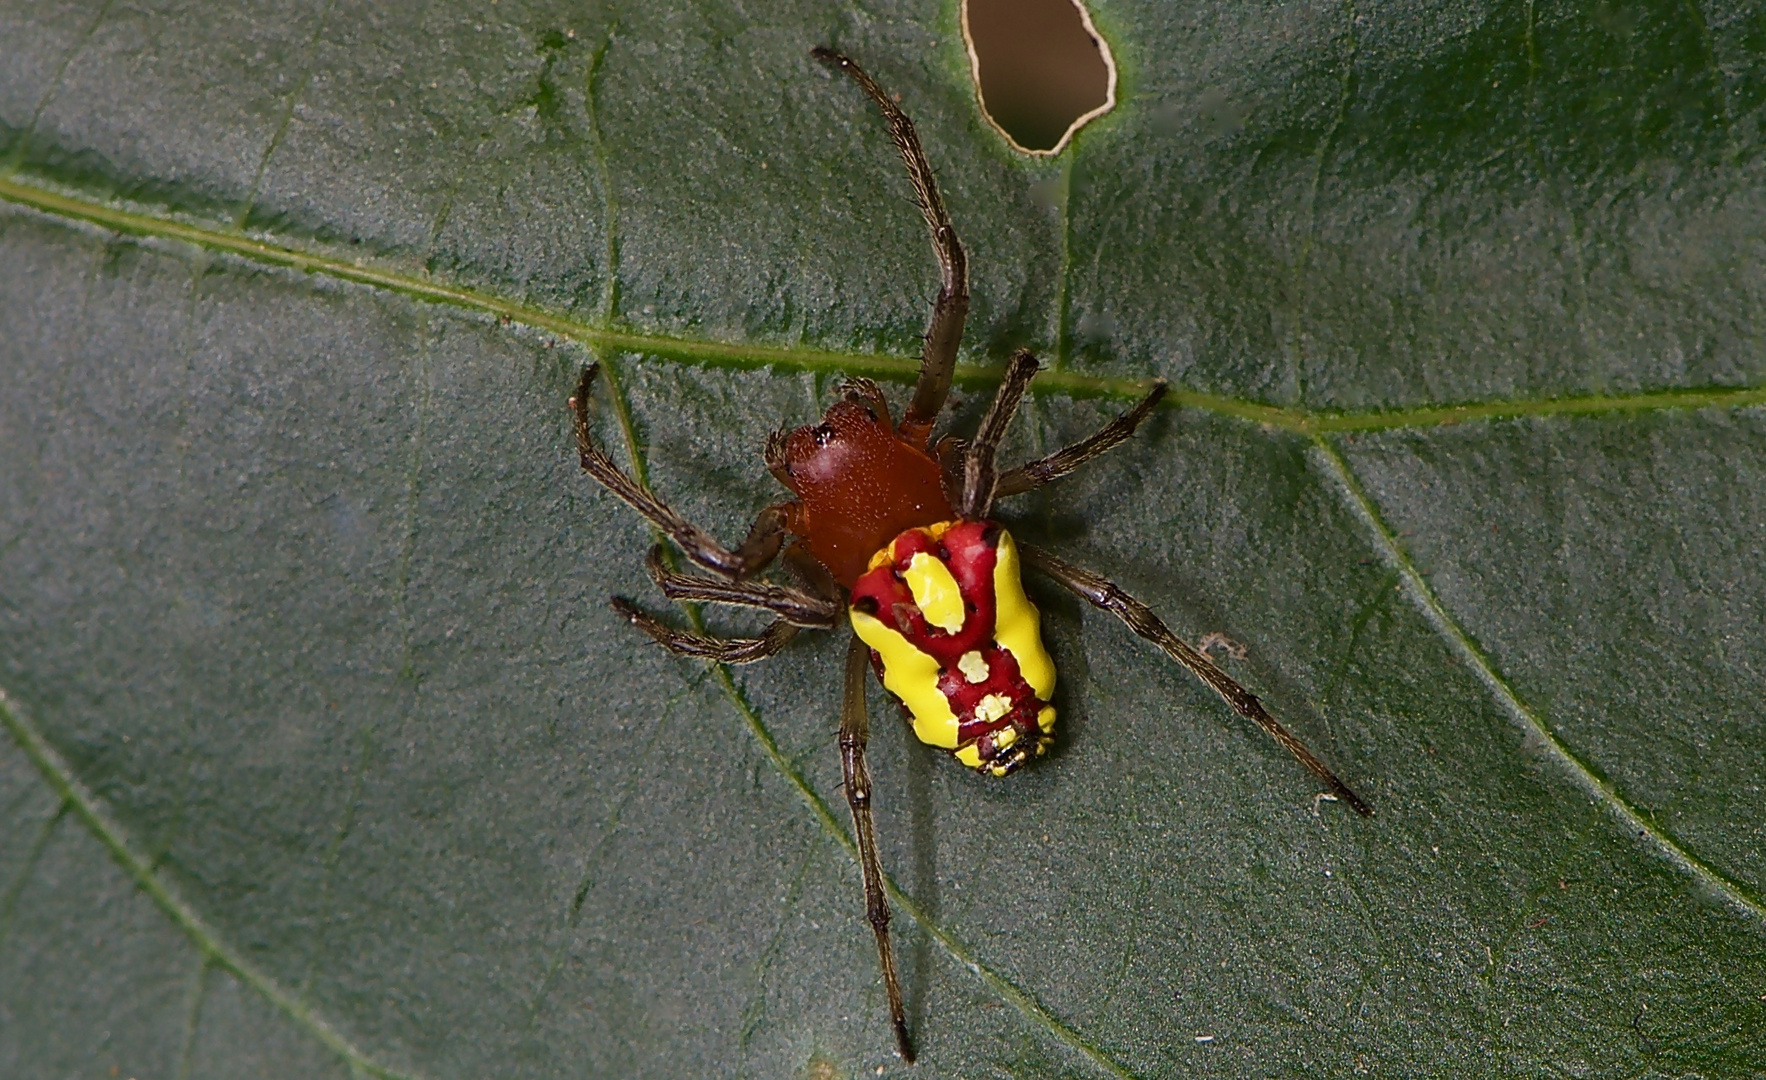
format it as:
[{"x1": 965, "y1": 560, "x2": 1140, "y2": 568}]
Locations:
[{"x1": 567, "y1": 47, "x2": 1372, "y2": 1063}]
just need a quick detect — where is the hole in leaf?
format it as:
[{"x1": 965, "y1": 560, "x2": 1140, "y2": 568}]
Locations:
[{"x1": 961, "y1": 0, "x2": 1116, "y2": 156}]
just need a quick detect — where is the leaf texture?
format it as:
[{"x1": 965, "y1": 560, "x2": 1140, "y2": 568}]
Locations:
[{"x1": 2, "y1": 1, "x2": 1764, "y2": 1077}]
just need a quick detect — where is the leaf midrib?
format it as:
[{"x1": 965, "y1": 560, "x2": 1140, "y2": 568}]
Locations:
[{"x1": 4, "y1": 173, "x2": 1762, "y2": 435}]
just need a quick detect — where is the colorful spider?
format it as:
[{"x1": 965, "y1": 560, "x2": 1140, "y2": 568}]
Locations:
[{"x1": 568, "y1": 47, "x2": 1372, "y2": 1063}]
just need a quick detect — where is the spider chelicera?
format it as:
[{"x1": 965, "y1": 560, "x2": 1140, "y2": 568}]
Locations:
[{"x1": 568, "y1": 47, "x2": 1372, "y2": 1063}]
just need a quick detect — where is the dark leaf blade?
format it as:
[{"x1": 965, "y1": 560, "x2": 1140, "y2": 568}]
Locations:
[
  {"x1": 3, "y1": 1, "x2": 1765, "y2": 1077},
  {"x1": 1068, "y1": 2, "x2": 1766, "y2": 408}
]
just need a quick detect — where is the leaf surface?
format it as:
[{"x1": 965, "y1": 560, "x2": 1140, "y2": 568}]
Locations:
[{"x1": 3, "y1": 1, "x2": 1764, "y2": 1077}]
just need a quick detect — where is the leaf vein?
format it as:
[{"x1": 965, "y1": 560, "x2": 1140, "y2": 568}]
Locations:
[
  {"x1": 703, "y1": 665, "x2": 1140, "y2": 1078},
  {"x1": 1288, "y1": 0, "x2": 1358, "y2": 405},
  {"x1": 4, "y1": 174, "x2": 1765, "y2": 434},
  {"x1": 173, "y1": 956, "x2": 211, "y2": 1080},
  {"x1": 233, "y1": 0, "x2": 337, "y2": 231},
  {"x1": 0, "y1": 794, "x2": 68, "y2": 950},
  {"x1": 0, "y1": 689, "x2": 428, "y2": 1080},
  {"x1": 583, "y1": 20, "x2": 621, "y2": 322},
  {"x1": 0, "y1": 0, "x2": 117, "y2": 176},
  {"x1": 1313, "y1": 436, "x2": 1766, "y2": 924}
]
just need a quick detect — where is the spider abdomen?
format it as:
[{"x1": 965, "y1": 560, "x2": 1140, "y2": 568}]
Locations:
[{"x1": 848, "y1": 520, "x2": 1056, "y2": 776}]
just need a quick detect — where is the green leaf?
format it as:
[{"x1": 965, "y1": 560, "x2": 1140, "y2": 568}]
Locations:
[{"x1": 4, "y1": 1, "x2": 1764, "y2": 1077}]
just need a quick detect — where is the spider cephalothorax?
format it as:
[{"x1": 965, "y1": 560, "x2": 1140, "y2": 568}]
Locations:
[
  {"x1": 768, "y1": 384, "x2": 953, "y2": 588},
  {"x1": 568, "y1": 47, "x2": 1371, "y2": 1064}
]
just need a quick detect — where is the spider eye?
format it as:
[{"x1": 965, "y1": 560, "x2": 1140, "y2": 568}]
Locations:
[{"x1": 813, "y1": 423, "x2": 836, "y2": 447}]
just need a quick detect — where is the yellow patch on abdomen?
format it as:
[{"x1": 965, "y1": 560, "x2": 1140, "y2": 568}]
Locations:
[
  {"x1": 903, "y1": 551, "x2": 965, "y2": 633},
  {"x1": 991, "y1": 530, "x2": 1056, "y2": 701},
  {"x1": 849, "y1": 607, "x2": 959, "y2": 748}
]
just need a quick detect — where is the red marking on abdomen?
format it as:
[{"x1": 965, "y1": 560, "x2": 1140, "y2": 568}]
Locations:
[{"x1": 852, "y1": 520, "x2": 1049, "y2": 748}]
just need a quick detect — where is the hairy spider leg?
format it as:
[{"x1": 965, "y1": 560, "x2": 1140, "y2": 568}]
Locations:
[
  {"x1": 610, "y1": 598, "x2": 801, "y2": 664},
  {"x1": 642, "y1": 546, "x2": 841, "y2": 628},
  {"x1": 994, "y1": 379, "x2": 1168, "y2": 499},
  {"x1": 838, "y1": 633, "x2": 915, "y2": 1062},
  {"x1": 1019, "y1": 544, "x2": 1373, "y2": 816},
  {"x1": 960, "y1": 349, "x2": 1041, "y2": 519},
  {"x1": 814, "y1": 48, "x2": 968, "y2": 445},
  {"x1": 572, "y1": 364, "x2": 795, "y2": 581},
  {"x1": 574, "y1": 364, "x2": 831, "y2": 658},
  {"x1": 834, "y1": 376, "x2": 894, "y2": 428}
]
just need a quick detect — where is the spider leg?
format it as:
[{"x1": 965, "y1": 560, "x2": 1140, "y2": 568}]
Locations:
[
  {"x1": 781, "y1": 541, "x2": 841, "y2": 602},
  {"x1": 642, "y1": 546, "x2": 841, "y2": 628},
  {"x1": 995, "y1": 379, "x2": 1168, "y2": 500},
  {"x1": 610, "y1": 598, "x2": 798, "y2": 664},
  {"x1": 572, "y1": 365, "x2": 790, "y2": 580},
  {"x1": 814, "y1": 48, "x2": 968, "y2": 443},
  {"x1": 838, "y1": 632, "x2": 915, "y2": 1062},
  {"x1": 960, "y1": 350, "x2": 1041, "y2": 519},
  {"x1": 1019, "y1": 543, "x2": 1373, "y2": 816}
]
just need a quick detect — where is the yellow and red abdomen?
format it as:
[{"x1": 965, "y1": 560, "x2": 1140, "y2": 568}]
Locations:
[{"x1": 848, "y1": 520, "x2": 1057, "y2": 776}]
